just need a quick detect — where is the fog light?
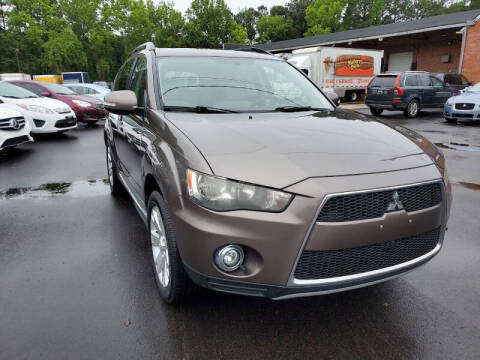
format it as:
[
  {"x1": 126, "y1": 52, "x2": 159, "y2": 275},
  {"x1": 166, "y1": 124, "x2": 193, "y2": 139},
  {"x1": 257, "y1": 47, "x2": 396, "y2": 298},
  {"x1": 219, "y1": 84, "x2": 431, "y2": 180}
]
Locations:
[
  {"x1": 215, "y1": 245, "x2": 244, "y2": 272},
  {"x1": 33, "y1": 119, "x2": 45, "y2": 127}
]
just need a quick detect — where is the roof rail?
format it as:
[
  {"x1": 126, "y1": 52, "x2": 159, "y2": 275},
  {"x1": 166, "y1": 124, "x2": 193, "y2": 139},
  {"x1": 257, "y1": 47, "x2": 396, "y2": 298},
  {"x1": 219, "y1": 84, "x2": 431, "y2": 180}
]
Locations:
[
  {"x1": 130, "y1": 42, "x2": 156, "y2": 56},
  {"x1": 234, "y1": 47, "x2": 272, "y2": 56}
]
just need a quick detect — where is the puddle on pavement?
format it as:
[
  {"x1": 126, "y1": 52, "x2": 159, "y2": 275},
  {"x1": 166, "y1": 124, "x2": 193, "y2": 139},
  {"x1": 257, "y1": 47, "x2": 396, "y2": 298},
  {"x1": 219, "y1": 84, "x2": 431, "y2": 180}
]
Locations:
[
  {"x1": 0, "y1": 179, "x2": 110, "y2": 200},
  {"x1": 456, "y1": 182, "x2": 480, "y2": 191},
  {"x1": 435, "y1": 142, "x2": 480, "y2": 152}
]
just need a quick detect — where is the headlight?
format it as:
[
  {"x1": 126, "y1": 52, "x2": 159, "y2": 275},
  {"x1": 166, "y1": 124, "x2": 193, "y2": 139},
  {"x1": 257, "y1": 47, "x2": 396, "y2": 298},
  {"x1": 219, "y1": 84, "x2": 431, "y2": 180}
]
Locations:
[
  {"x1": 72, "y1": 99, "x2": 91, "y2": 108},
  {"x1": 186, "y1": 169, "x2": 293, "y2": 212},
  {"x1": 17, "y1": 104, "x2": 55, "y2": 114},
  {"x1": 446, "y1": 98, "x2": 454, "y2": 106}
]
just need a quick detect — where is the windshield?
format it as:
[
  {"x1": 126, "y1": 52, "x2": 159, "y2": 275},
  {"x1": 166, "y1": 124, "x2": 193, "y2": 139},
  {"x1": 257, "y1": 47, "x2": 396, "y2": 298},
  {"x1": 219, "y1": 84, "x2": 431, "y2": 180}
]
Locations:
[
  {"x1": 157, "y1": 56, "x2": 333, "y2": 112},
  {"x1": 39, "y1": 82, "x2": 76, "y2": 95},
  {"x1": 0, "y1": 82, "x2": 38, "y2": 99}
]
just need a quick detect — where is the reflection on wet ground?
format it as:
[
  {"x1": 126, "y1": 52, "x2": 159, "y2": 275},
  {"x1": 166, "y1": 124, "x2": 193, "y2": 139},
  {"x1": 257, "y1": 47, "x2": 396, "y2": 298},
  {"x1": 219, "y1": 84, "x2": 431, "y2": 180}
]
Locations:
[
  {"x1": 435, "y1": 142, "x2": 480, "y2": 151},
  {"x1": 0, "y1": 179, "x2": 110, "y2": 200},
  {"x1": 456, "y1": 181, "x2": 480, "y2": 191}
]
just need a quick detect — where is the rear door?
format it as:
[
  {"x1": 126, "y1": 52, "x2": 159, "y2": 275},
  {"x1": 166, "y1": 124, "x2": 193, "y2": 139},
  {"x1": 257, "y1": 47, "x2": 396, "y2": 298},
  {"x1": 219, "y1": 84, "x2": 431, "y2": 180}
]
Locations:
[
  {"x1": 417, "y1": 74, "x2": 435, "y2": 106},
  {"x1": 366, "y1": 75, "x2": 397, "y2": 102}
]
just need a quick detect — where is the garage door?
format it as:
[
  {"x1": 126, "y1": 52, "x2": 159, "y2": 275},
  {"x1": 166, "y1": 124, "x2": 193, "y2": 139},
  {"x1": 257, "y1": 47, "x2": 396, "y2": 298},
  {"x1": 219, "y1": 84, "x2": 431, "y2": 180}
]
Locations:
[{"x1": 388, "y1": 52, "x2": 413, "y2": 71}]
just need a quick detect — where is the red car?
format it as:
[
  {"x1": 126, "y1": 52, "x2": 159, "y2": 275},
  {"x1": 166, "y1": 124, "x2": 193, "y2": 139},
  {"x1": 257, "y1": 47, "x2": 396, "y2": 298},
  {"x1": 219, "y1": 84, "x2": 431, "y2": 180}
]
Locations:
[{"x1": 10, "y1": 80, "x2": 107, "y2": 124}]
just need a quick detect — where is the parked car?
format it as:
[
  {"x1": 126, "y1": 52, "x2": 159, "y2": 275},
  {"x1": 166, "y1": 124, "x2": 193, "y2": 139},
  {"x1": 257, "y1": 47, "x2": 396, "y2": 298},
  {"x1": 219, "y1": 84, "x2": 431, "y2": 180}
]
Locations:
[
  {"x1": 444, "y1": 82, "x2": 480, "y2": 123},
  {"x1": 64, "y1": 83, "x2": 110, "y2": 101},
  {"x1": 0, "y1": 82, "x2": 77, "y2": 134},
  {"x1": 433, "y1": 73, "x2": 472, "y2": 94},
  {"x1": 0, "y1": 102, "x2": 33, "y2": 151},
  {"x1": 10, "y1": 81, "x2": 107, "y2": 124},
  {"x1": 92, "y1": 81, "x2": 111, "y2": 90},
  {"x1": 104, "y1": 44, "x2": 451, "y2": 304},
  {"x1": 366, "y1": 71, "x2": 455, "y2": 118},
  {"x1": 61, "y1": 72, "x2": 89, "y2": 84}
]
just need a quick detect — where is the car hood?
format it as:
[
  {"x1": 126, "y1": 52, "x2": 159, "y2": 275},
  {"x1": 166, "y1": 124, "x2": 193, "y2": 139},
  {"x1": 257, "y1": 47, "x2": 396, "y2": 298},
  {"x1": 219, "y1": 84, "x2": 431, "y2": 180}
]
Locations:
[
  {"x1": 450, "y1": 91, "x2": 480, "y2": 103},
  {"x1": 165, "y1": 109, "x2": 434, "y2": 189},
  {"x1": 0, "y1": 104, "x2": 22, "y2": 118},
  {"x1": 59, "y1": 94, "x2": 100, "y2": 105},
  {"x1": 1, "y1": 96, "x2": 70, "y2": 110}
]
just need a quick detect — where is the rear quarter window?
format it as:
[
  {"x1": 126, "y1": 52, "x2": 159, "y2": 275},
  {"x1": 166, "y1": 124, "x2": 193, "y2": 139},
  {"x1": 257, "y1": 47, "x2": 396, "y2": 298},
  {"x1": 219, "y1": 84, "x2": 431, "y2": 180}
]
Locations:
[{"x1": 370, "y1": 76, "x2": 396, "y2": 87}]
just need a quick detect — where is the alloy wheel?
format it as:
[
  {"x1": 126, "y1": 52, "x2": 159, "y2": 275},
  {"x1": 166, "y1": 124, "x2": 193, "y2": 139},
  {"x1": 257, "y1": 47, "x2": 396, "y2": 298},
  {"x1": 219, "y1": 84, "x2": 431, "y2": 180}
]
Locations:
[{"x1": 150, "y1": 206, "x2": 170, "y2": 288}]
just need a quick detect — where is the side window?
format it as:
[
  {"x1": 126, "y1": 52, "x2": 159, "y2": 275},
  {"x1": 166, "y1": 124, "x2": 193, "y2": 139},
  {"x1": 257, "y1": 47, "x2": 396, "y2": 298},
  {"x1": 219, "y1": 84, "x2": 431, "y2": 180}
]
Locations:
[
  {"x1": 129, "y1": 56, "x2": 147, "y2": 107},
  {"x1": 430, "y1": 77, "x2": 444, "y2": 87},
  {"x1": 404, "y1": 75, "x2": 417, "y2": 87},
  {"x1": 114, "y1": 57, "x2": 135, "y2": 91},
  {"x1": 417, "y1": 74, "x2": 431, "y2": 87}
]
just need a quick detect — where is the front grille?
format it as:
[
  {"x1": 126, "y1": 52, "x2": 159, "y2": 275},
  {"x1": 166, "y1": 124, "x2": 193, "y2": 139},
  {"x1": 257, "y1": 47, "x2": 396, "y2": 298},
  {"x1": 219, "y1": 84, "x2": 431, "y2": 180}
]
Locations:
[
  {"x1": 455, "y1": 103, "x2": 475, "y2": 110},
  {"x1": 55, "y1": 117, "x2": 77, "y2": 128},
  {"x1": 0, "y1": 116, "x2": 25, "y2": 130},
  {"x1": 318, "y1": 183, "x2": 442, "y2": 222},
  {"x1": 452, "y1": 113, "x2": 474, "y2": 119},
  {"x1": 1, "y1": 135, "x2": 30, "y2": 149},
  {"x1": 294, "y1": 227, "x2": 441, "y2": 280}
]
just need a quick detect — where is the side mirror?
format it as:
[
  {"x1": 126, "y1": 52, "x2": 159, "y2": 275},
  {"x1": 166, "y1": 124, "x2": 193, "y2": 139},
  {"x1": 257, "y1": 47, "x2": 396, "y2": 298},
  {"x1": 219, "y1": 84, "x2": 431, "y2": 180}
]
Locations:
[
  {"x1": 40, "y1": 91, "x2": 51, "y2": 97},
  {"x1": 326, "y1": 91, "x2": 340, "y2": 106},
  {"x1": 104, "y1": 90, "x2": 138, "y2": 115}
]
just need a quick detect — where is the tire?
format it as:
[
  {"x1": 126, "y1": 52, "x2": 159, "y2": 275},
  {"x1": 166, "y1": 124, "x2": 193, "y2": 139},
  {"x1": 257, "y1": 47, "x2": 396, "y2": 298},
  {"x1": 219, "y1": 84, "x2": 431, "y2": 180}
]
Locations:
[
  {"x1": 106, "y1": 143, "x2": 125, "y2": 196},
  {"x1": 348, "y1": 91, "x2": 359, "y2": 102},
  {"x1": 369, "y1": 107, "x2": 384, "y2": 116},
  {"x1": 404, "y1": 99, "x2": 420, "y2": 118},
  {"x1": 147, "y1": 191, "x2": 195, "y2": 304}
]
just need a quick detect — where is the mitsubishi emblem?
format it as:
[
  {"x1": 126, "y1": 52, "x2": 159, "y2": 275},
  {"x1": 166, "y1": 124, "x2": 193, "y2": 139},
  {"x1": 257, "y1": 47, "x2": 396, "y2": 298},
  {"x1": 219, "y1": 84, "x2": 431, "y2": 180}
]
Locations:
[{"x1": 387, "y1": 191, "x2": 404, "y2": 212}]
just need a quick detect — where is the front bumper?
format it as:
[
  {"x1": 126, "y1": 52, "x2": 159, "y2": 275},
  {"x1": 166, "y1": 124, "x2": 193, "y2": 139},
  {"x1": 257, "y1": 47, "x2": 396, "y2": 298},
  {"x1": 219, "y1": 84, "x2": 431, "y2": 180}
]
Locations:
[
  {"x1": 172, "y1": 165, "x2": 449, "y2": 299},
  {"x1": 0, "y1": 130, "x2": 33, "y2": 150},
  {"x1": 366, "y1": 100, "x2": 407, "y2": 111},
  {"x1": 29, "y1": 112, "x2": 77, "y2": 134},
  {"x1": 74, "y1": 107, "x2": 107, "y2": 123},
  {"x1": 444, "y1": 104, "x2": 480, "y2": 122}
]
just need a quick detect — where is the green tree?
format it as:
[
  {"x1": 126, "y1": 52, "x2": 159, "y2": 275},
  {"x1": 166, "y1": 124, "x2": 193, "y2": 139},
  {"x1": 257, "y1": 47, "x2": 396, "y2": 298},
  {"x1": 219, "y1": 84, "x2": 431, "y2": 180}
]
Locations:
[
  {"x1": 305, "y1": 0, "x2": 346, "y2": 35},
  {"x1": 256, "y1": 15, "x2": 294, "y2": 42},
  {"x1": 286, "y1": 0, "x2": 313, "y2": 38},
  {"x1": 184, "y1": 0, "x2": 246, "y2": 48},
  {"x1": 234, "y1": 7, "x2": 260, "y2": 44}
]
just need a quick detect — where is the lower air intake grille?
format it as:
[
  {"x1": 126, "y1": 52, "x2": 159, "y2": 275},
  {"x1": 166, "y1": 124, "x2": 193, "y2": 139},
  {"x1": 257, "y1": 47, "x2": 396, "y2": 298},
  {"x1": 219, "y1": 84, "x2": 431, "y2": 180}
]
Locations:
[{"x1": 294, "y1": 227, "x2": 441, "y2": 280}]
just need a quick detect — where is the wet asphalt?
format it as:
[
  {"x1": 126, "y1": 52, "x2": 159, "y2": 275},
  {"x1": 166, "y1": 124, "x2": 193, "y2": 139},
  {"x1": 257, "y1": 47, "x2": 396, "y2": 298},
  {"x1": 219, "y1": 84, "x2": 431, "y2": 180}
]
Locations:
[{"x1": 1, "y1": 113, "x2": 480, "y2": 360}]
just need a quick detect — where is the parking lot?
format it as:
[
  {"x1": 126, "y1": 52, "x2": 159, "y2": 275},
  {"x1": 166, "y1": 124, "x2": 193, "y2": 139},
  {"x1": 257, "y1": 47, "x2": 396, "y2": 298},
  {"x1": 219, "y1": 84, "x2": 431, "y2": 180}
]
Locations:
[{"x1": 1, "y1": 110, "x2": 480, "y2": 359}]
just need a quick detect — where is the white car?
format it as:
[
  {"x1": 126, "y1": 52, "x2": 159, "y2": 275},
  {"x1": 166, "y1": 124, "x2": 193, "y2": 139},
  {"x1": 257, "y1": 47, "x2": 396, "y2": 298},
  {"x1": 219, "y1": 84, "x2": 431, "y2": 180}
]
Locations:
[
  {"x1": 0, "y1": 103, "x2": 33, "y2": 151},
  {"x1": 0, "y1": 81, "x2": 77, "y2": 134},
  {"x1": 64, "y1": 83, "x2": 111, "y2": 102}
]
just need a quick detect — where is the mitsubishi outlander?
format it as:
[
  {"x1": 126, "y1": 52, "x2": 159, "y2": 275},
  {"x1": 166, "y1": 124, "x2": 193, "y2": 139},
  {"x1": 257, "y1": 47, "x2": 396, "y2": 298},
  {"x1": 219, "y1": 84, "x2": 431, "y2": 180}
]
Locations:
[{"x1": 104, "y1": 43, "x2": 451, "y2": 303}]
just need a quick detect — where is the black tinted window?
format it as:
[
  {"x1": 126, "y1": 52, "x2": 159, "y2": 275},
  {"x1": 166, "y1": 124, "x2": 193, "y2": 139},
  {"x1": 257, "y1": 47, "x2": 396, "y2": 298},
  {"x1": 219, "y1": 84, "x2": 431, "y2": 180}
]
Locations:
[
  {"x1": 114, "y1": 57, "x2": 135, "y2": 91},
  {"x1": 370, "y1": 76, "x2": 396, "y2": 87},
  {"x1": 404, "y1": 75, "x2": 417, "y2": 87},
  {"x1": 445, "y1": 74, "x2": 469, "y2": 85},
  {"x1": 129, "y1": 56, "x2": 147, "y2": 107},
  {"x1": 417, "y1": 74, "x2": 431, "y2": 86},
  {"x1": 16, "y1": 83, "x2": 44, "y2": 95}
]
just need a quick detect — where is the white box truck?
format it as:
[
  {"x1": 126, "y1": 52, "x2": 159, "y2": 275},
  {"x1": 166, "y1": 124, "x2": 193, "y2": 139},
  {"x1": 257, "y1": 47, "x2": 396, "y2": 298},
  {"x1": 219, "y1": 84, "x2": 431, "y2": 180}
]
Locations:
[
  {"x1": 288, "y1": 47, "x2": 384, "y2": 102},
  {"x1": 0, "y1": 73, "x2": 32, "y2": 81}
]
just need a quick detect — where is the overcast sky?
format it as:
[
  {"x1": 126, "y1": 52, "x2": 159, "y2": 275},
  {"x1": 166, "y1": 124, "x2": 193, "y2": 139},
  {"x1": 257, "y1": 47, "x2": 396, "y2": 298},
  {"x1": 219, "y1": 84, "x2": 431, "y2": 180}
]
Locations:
[{"x1": 172, "y1": 0, "x2": 286, "y2": 13}]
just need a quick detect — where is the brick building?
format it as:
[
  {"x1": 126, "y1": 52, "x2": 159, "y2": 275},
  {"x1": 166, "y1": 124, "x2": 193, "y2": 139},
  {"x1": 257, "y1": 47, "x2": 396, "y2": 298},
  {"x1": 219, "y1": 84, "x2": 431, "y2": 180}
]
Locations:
[{"x1": 255, "y1": 10, "x2": 480, "y2": 83}]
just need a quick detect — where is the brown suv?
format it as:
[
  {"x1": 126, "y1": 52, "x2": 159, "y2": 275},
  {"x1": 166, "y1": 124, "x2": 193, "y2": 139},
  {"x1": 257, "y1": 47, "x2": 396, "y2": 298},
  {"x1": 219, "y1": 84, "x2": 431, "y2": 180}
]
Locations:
[{"x1": 104, "y1": 43, "x2": 452, "y2": 303}]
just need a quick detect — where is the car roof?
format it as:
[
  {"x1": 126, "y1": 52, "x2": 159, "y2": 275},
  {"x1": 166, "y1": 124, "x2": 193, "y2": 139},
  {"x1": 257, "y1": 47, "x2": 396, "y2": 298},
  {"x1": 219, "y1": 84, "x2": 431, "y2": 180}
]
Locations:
[{"x1": 153, "y1": 48, "x2": 281, "y2": 61}]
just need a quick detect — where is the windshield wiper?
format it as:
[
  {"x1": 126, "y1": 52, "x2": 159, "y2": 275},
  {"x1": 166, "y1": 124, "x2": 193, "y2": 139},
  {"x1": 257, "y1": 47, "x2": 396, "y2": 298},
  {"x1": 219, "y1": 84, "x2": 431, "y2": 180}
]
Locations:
[
  {"x1": 163, "y1": 105, "x2": 238, "y2": 113},
  {"x1": 274, "y1": 106, "x2": 327, "y2": 112}
]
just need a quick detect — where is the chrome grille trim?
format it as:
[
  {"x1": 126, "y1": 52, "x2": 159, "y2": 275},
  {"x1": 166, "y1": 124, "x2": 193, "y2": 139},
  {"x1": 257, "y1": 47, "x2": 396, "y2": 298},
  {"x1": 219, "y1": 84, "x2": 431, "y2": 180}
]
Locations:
[
  {"x1": 0, "y1": 117, "x2": 26, "y2": 130},
  {"x1": 286, "y1": 179, "x2": 446, "y2": 287}
]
